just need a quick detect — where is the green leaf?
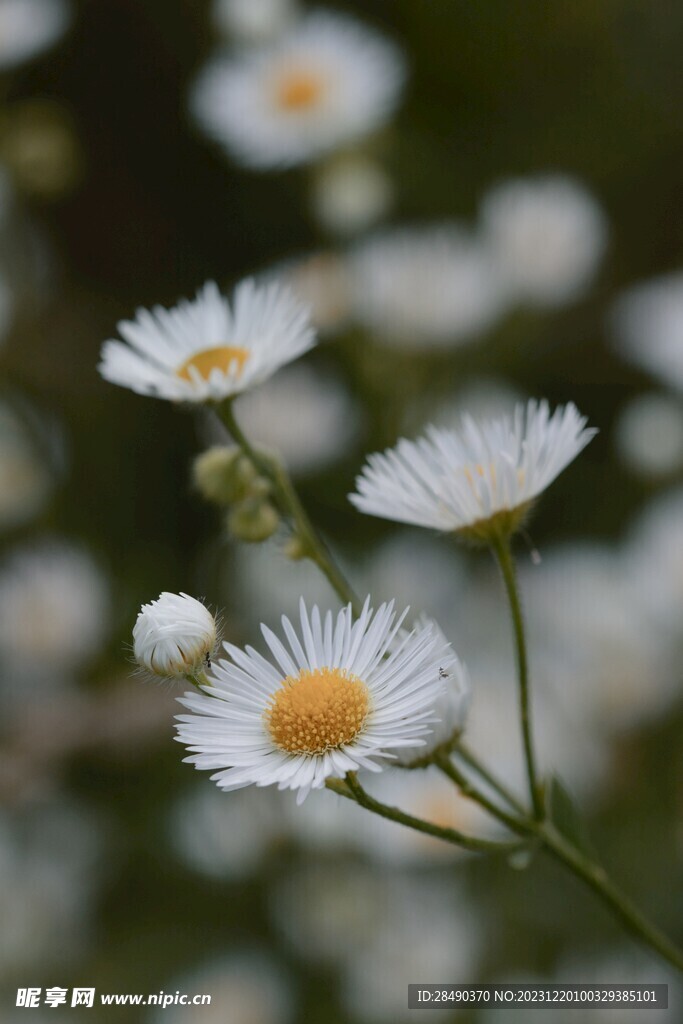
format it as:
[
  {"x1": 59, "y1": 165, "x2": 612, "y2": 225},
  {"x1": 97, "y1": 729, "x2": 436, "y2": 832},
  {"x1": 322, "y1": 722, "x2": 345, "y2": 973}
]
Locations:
[{"x1": 548, "y1": 775, "x2": 600, "y2": 862}]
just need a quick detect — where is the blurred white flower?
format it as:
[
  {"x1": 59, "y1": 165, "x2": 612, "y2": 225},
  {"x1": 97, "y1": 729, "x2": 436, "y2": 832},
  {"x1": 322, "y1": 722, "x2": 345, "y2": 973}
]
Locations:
[
  {"x1": 169, "y1": 783, "x2": 285, "y2": 881},
  {"x1": 264, "y1": 250, "x2": 351, "y2": 335},
  {"x1": 615, "y1": 392, "x2": 683, "y2": 478},
  {"x1": 0, "y1": 540, "x2": 109, "y2": 676},
  {"x1": 176, "y1": 597, "x2": 453, "y2": 802},
  {"x1": 360, "y1": 530, "x2": 468, "y2": 640},
  {"x1": 270, "y1": 860, "x2": 390, "y2": 965},
  {"x1": 481, "y1": 174, "x2": 607, "y2": 307},
  {"x1": 522, "y1": 543, "x2": 677, "y2": 736},
  {"x1": 191, "y1": 11, "x2": 406, "y2": 169},
  {"x1": 341, "y1": 875, "x2": 481, "y2": 1023},
  {"x1": 312, "y1": 154, "x2": 393, "y2": 236},
  {"x1": 465, "y1": 651, "x2": 608, "y2": 803},
  {"x1": 134, "y1": 592, "x2": 217, "y2": 680},
  {"x1": 212, "y1": 0, "x2": 297, "y2": 45},
  {"x1": 99, "y1": 279, "x2": 315, "y2": 404},
  {"x1": 230, "y1": 536, "x2": 335, "y2": 630},
  {"x1": 0, "y1": 399, "x2": 53, "y2": 531},
  {"x1": 234, "y1": 362, "x2": 361, "y2": 475},
  {"x1": 148, "y1": 952, "x2": 294, "y2": 1024},
  {"x1": 0, "y1": 800, "x2": 102, "y2": 981},
  {"x1": 0, "y1": 0, "x2": 70, "y2": 72},
  {"x1": 611, "y1": 271, "x2": 683, "y2": 391},
  {"x1": 264, "y1": 249, "x2": 352, "y2": 337},
  {"x1": 626, "y1": 486, "x2": 683, "y2": 642},
  {"x1": 349, "y1": 224, "x2": 504, "y2": 349},
  {"x1": 350, "y1": 400, "x2": 595, "y2": 542},
  {"x1": 293, "y1": 765, "x2": 498, "y2": 866}
]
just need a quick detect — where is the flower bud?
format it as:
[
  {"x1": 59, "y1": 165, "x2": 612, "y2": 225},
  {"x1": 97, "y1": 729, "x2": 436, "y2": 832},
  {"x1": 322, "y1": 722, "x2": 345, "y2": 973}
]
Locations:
[
  {"x1": 133, "y1": 592, "x2": 216, "y2": 679},
  {"x1": 227, "y1": 498, "x2": 280, "y2": 543},
  {"x1": 283, "y1": 534, "x2": 308, "y2": 560},
  {"x1": 192, "y1": 446, "x2": 258, "y2": 505}
]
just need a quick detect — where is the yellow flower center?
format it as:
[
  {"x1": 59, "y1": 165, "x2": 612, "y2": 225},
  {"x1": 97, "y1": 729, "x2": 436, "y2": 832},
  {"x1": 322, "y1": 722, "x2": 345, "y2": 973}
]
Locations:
[
  {"x1": 176, "y1": 346, "x2": 249, "y2": 383},
  {"x1": 274, "y1": 68, "x2": 326, "y2": 111},
  {"x1": 265, "y1": 667, "x2": 370, "y2": 755}
]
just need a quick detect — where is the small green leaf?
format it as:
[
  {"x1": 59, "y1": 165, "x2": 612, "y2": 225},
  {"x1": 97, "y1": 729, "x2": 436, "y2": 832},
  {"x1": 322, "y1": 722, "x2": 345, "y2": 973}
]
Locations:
[{"x1": 548, "y1": 775, "x2": 600, "y2": 862}]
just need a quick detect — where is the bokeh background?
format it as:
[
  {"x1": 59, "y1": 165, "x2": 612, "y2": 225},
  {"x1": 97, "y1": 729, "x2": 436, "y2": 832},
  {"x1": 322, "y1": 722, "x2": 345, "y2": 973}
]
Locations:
[{"x1": 1, "y1": 0, "x2": 683, "y2": 1021}]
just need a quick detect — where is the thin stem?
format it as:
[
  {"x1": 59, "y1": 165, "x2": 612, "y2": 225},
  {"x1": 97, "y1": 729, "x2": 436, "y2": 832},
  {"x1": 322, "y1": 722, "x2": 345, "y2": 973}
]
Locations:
[
  {"x1": 492, "y1": 535, "x2": 544, "y2": 820},
  {"x1": 333, "y1": 774, "x2": 529, "y2": 856},
  {"x1": 537, "y1": 822, "x2": 683, "y2": 974},
  {"x1": 435, "y1": 752, "x2": 530, "y2": 836},
  {"x1": 215, "y1": 403, "x2": 361, "y2": 614},
  {"x1": 453, "y1": 741, "x2": 526, "y2": 815}
]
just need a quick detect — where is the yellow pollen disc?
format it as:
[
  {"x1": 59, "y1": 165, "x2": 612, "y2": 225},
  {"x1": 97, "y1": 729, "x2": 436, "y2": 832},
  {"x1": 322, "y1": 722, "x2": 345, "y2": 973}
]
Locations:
[
  {"x1": 265, "y1": 667, "x2": 370, "y2": 755},
  {"x1": 275, "y1": 68, "x2": 326, "y2": 111},
  {"x1": 176, "y1": 346, "x2": 249, "y2": 383}
]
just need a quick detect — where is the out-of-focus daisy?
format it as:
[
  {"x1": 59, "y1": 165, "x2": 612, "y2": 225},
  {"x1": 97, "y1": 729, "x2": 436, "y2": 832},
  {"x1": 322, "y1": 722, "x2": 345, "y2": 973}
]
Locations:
[
  {"x1": 341, "y1": 876, "x2": 481, "y2": 1023},
  {"x1": 0, "y1": 541, "x2": 109, "y2": 675},
  {"x1": 263, "y1": 250, "x2": 351, "y2": 335},
  {"x1": 312, "y1": 153, "x2": 393, "y2": 236},
  {"x1": 0, "y1": 0, "x2": 70, "y2": 72},
  {"x1": 0, "y1": 799, "x2": 103, "y2": 982},
  {"x1": 465, "y1": 652, "x2": 608, "y2": 804},
  {"x1": 350, "y1": 400, "x2": 595, "y2": 542},
  {"x1": 229, "y1": 537, "x2": 335, "y2": 634},
  {"x1": 176, "y1": 597, "x2": 453, "y2": 802},
  {"x1": 133, "y1": 592, "x2": 217, "y2": 680},
  {"x1": 232, "y1": 362, "x2": 361, "y2": 475},
  {"x1": 169, "y1": 784, "x2": 285, "y2": 881},
  {"x1": 270, "y1": 860, "x2": 390, "y2": 966},
  {"x1": 626, "y1": 486, "x2": 683, "y2": 641},
  {"x1": 614, "y1": 393, "x2": 683, "y2": 478},
  {"x1": 293, "y1": 764, "x2": 498, "y2": 866},
  {"x1": 611, "y1": 271, "x2": 683, "y2": 390},
  {"x1": 191, "y1": 11, "x2": 406, "y2": 169},
  {"x1": 212, "y1": 0, "x2": 297, "y2": 45},
  {"x1": 349, "y1": 224, "x2": 504, "y2": 349},
  {"x1": 99, "y1": 279, "x2": 314, "y2": 404},
  {"x1": 0, "y1": 399, "x2": 53, "y2": 531},
  {"x1": 522, "y1": 544, "x2": 675, "y2": 737},
  {"x1": 147, "y1": 952, "x2": 294, "y2": 1024},
  {"x1": 481, "y1": 175, "x2": 607, "y2": 307}
]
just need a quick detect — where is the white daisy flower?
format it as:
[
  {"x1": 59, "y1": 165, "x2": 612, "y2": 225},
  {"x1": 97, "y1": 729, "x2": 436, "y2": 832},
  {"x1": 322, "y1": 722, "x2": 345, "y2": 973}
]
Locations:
[
  {"x1": 98, "y1": 278, "x2": 315, "y2": 404},
  {"x1": 175, "y1": 597, "x2": 452, "y2": 803},
  {"x1": 350, "y1": 400, "x2": 596, "y2": 542},
  {"x1": 0, "y1": 0, "x2": 70, "y2": 72},
  {"x1": 481, "y1": 174, "x2": 607, "y2": 307},
  {"x1": 134, "y1": 592, "x2": 217, "y2": 679},
  {"x1": 394, "y1": 617, "x2": 470, "y2": 765},
  {"x1": 190, "y1": 11, "x2": 406, "y2": 169},
  {"x1": 610, "y1": 271, "x2": 683, "y2": 391},
  {"x1": 348, "y1": 224, "x2": 504, "y2": 349}
]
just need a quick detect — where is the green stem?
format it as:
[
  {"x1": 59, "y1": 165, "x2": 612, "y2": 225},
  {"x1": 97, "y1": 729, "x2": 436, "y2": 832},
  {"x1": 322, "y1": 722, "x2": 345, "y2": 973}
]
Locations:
[
  {"x1": 435, "y1": 752, "x2": 530, "y2": 836},
  {"x1": 331, "y1": 774, "x2": 529, "y2": 856},
  {"x1": 215, "y1": 403, "x2": 361, "y2": 614},
  {"x1": 492, "y1": 535, "x2": 544, "y2": 820},
  {"x1": 436, "y1": 752, "x2": 683, "y2": 972},
  {"x1": 537, "y1": 823, "x2": 683, "y2": 974},
  {"x1": 454, "y1": 741, "x2": 526, "y2": 815}
]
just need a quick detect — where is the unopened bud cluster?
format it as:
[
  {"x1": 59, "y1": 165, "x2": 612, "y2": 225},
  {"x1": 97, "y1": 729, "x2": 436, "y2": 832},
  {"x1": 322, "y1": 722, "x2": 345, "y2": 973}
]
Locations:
[{"x1": 193, "y1": 445, "x2": 280, "y2": 543}]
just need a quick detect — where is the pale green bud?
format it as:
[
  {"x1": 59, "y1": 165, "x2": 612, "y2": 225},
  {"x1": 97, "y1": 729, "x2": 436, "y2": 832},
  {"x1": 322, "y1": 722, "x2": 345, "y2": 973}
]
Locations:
[
  {"x1": 227, "y1": 498, "x2": 280, "y2": 543},
  {"x1": 192, "y1": 446, "x2": 259, "y2": 505}
]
